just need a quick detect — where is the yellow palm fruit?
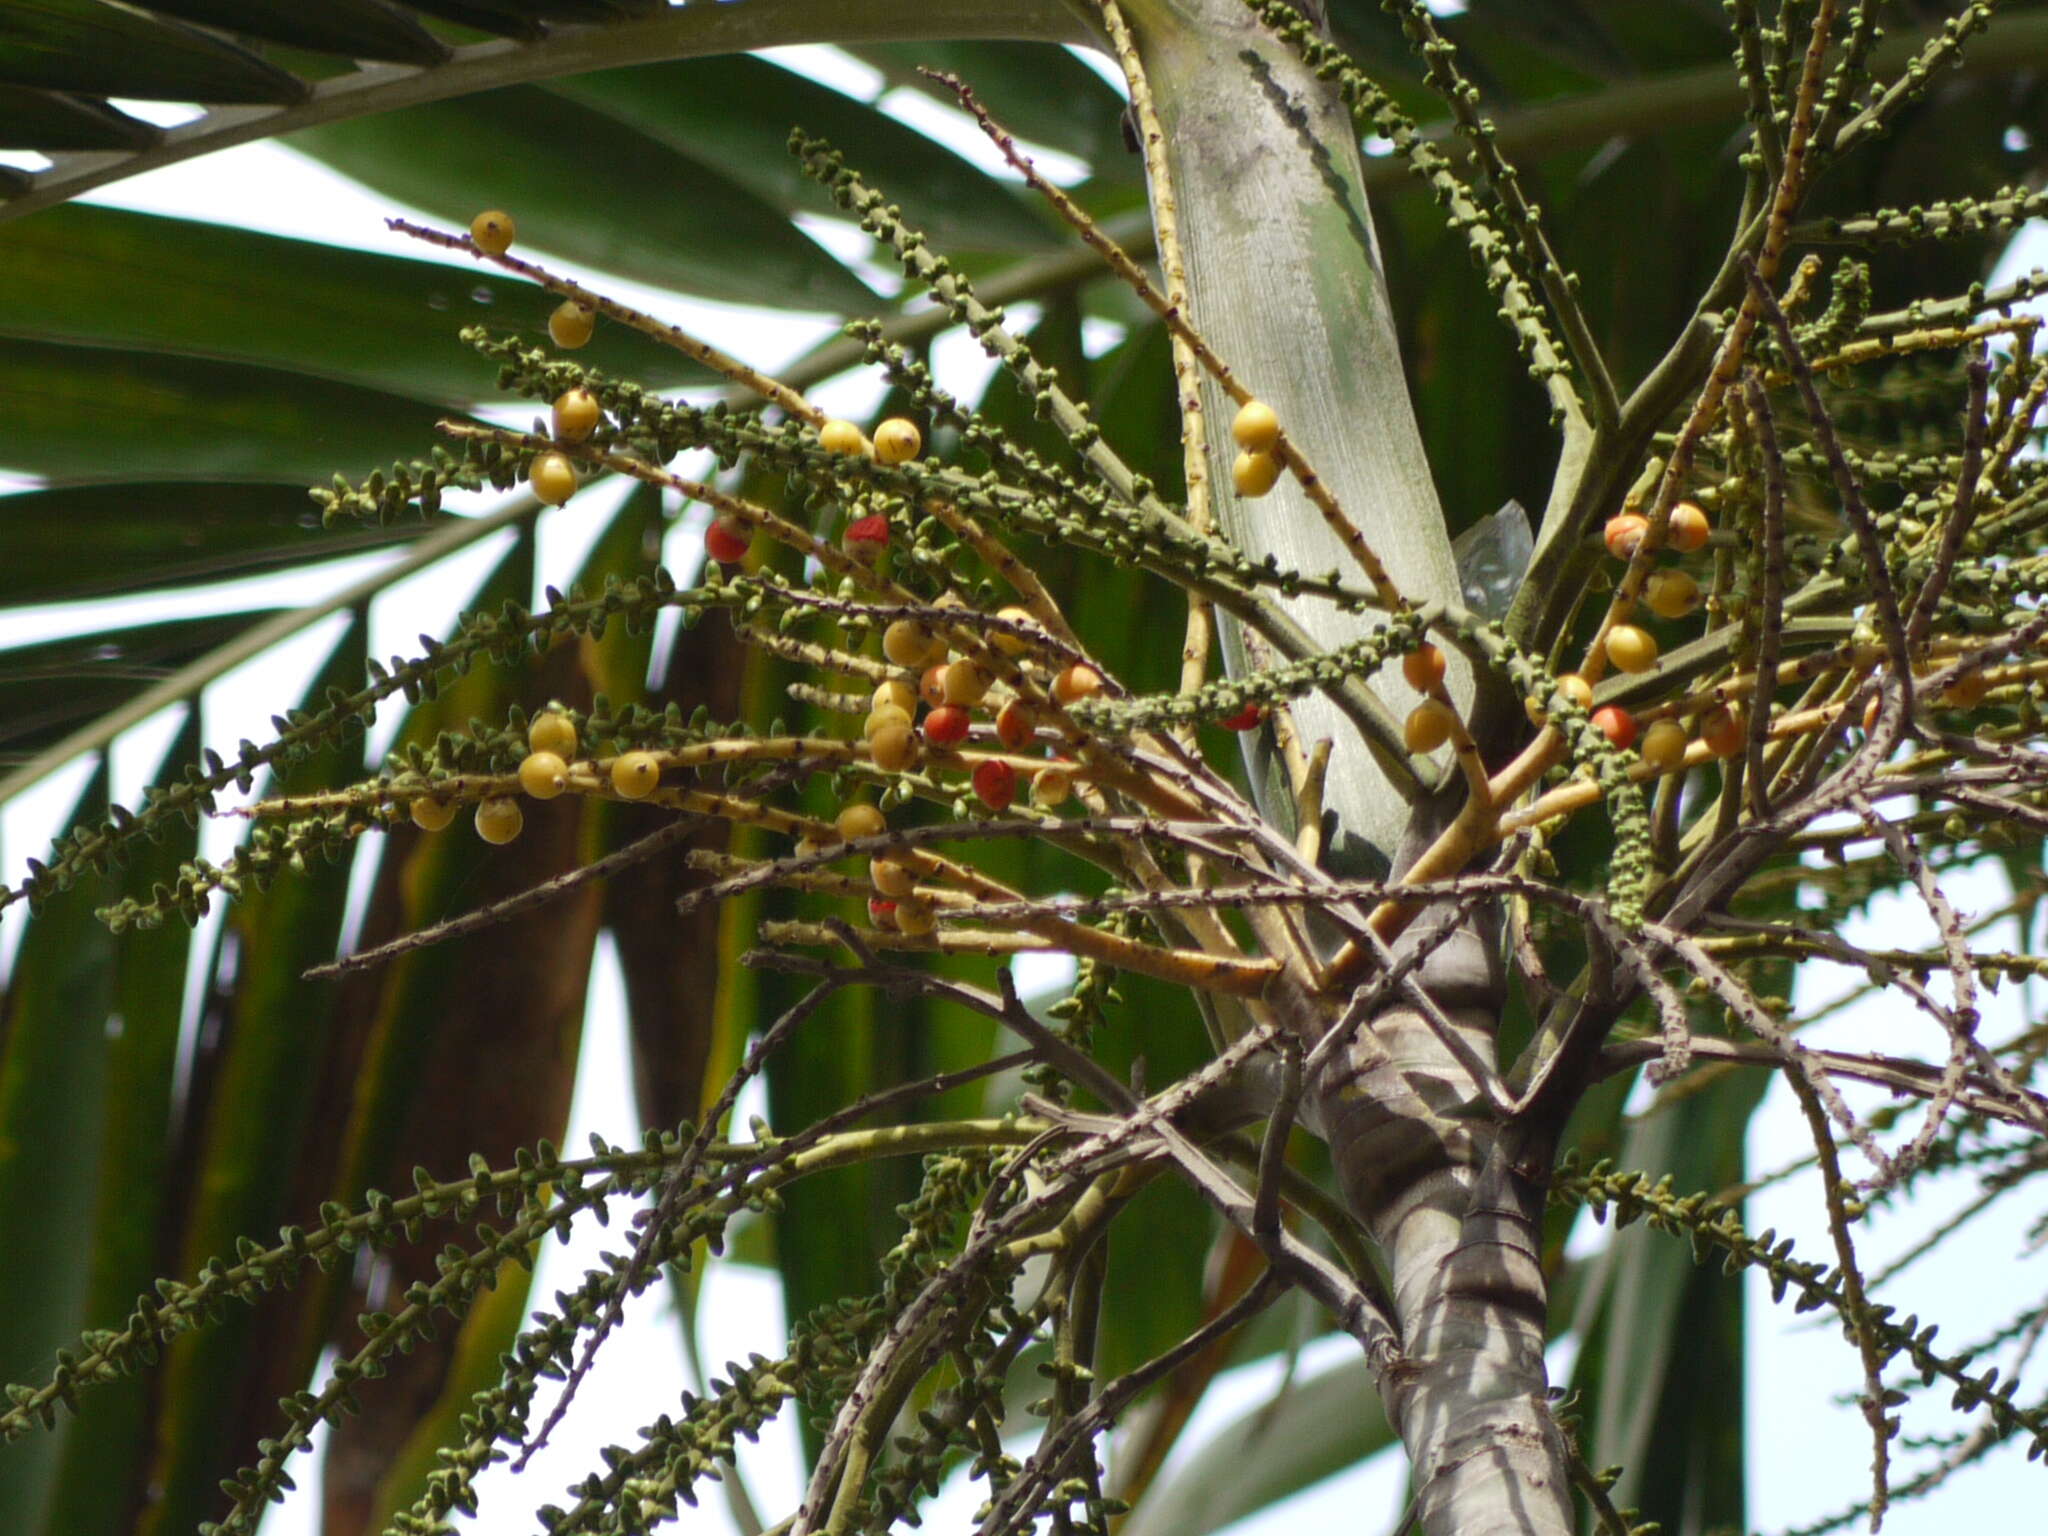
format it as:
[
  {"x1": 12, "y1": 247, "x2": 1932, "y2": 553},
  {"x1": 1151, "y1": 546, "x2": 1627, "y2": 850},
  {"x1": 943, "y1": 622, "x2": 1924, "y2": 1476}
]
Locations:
[
  {"x1": 820, "y1": 419, "x2": 869, "y2": 457},
  {"x1": 1404, "y1": 700, "x2": 1456, "y2": 753},
  {"x1": 549, "y1": 300, "x2": 596, "y2": 349},
  {"x1": 883, "y1": 620, "x2": 946, "y2": 670},
  {"x1": 528, "y1": 711, "x2": 577, "y2": 758},
  {"x1": 1639, "y1": 719, "x2": 1689, "y2": 772},
  {"x1": 469, "y1": 210, "x2": 515, "y2": 254},
  {"x1": 865, "y1": 704, "x2": 913, "y2": 738},
  {"x1": 475, "y1": 797, "x2": 523, "y2": 844},
  {"x1": 836, "y1": 803, "x2": 887, "y2": 841},
  {"x1": 1644, "y1": 569, "x2": 1701, "y2": 619},
  {"x1": 873, "y1": 418, "x2": 922, "y2": 463},
  {"x1": 1233, "y1": 449, "x2": 1281, "y2": 497},
  {"x1": 518, "y1": 751, "x2": 569, "y2": 799},
  {"x1": 611, "y1": 751, "x2": 661, "y2": 799},
  {"x1": 409, "y1": 795, "x2": 457, "y2": 831},
  {"x1": 869, "y1": 722, "x2": 918, "y2": 773},
  {"x1": 1605, "y1": 624, "x2": 1659, "y2": 674},
  {"x1": 1030, "y1": 767, "x2": 1073, "y2": 807},
  {"x1": 552, "y1": 388, "x2": 602, "y2": 443},
  {"x1": 943, "y1": 659, "x2": 992, "y2": 707},
  {"x1": 893, "y1": 896, "x2": 937, "y2": 937},
  {"x1": 528, "y1": 452, "x2": 577, "y2": 507},
  {"x1": 870, "y1": 855, "x2": 917, "y2": 897},
  {"x1": 873, "y1": 678, "x2": 919, "y2": 717},
  {"x1": 1232, "y1": 399, "x2": 1281, "y2": 453}
]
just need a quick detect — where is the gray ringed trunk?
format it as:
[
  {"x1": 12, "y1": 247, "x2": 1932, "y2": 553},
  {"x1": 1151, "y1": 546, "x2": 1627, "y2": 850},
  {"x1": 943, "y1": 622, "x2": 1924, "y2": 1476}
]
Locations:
[
  {"x1": 1312, "y1": 908, "x2": 1572, "y2": 1536},
  {"x1": 1112, "y1": 3, "x2": 1576, "y2": 1530}
]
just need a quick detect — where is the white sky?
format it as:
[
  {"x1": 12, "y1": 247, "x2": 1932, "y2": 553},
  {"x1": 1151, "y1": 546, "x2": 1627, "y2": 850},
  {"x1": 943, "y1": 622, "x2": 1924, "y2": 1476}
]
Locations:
[{"x1": 0, "y1": 34, "x2": 2044, "y2": 1536}]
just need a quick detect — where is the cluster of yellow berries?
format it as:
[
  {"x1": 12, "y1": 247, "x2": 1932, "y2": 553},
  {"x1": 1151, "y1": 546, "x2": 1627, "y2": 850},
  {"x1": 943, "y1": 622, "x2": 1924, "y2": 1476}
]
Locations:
[
  {"x1": 870, "y1": 608, "x2": 1084, "y2": 808},
  {"x1": 1390, "y1": 497, "x2": 1741, "y2": 776},
  {"x1": 469, "y1": 208, "x2": 598, "y2": 355},
  {"x1": 1577, "y1": 500, "x2": 1735, "y2": 765},
  {"x1": 847, "y1": 600, "x2": 1119, "y2": 931},
  {"x1": 463, "y1": 211, "x2": 609, "y2": 512},
  {"x1": 1229, "y1": 400, "x2": 1283, "y2": 498},
  {"x1": 406, "y1": 710, "x2": 664, "y2": 846},
  {"x1": 814, "y1": 414, "x2": 923, "y2": 465},
  {"x1": 1520, "y1": 499, "x2": 1743, "y2": 770}
]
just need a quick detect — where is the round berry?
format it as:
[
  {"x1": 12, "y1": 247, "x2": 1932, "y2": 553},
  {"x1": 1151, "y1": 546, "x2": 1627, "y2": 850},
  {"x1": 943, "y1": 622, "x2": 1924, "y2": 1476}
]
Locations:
[
  {"x1": 992, "y1": 605, "x2": 1041, "y2": 656},
  {"x1": 923, "y1": 705, "x2": 971, "y2": 748},
  {"x1": 872, "y1": 418, "x2": 922, "y2": 464},
  {"x1": 529, "y1": 451, "x2": 578, "y2": 507},
  {"x1": 843, "y1": 514, "x2": 890, "y2": 562},
  {"x1": 475, "y1": 796, "x2": 523, "y2": 844},
  {"x1": 865, "y1": 704, "x2": 913, "y2": 739},
  {"x1": 893, "y1": 895, "x2": 937, "y2": 937},
  {"x1": 548, "y1": 300, "x2": 596, "y2": 349},
  {"x1": 552, "y1": 387, "x2": 602, "y2": 443},
  {"x1": 919, "y1": 664, "x2": 949, "y2": 710},
  {"x1": 612, "y1": 751, "x2": 661, "y2": 799},
  {"x1": 869, "y1": 721, "x2": 919, "y2": 773},
  {"x1": 1604, "y1": 513, "x2": 1649, "y2": 560},
  {"x1": 704, "y1": 517, "x2": 751, "y2": 565},
  {"x1": 1404, "y1": 700, "x2": 1456, "y2": 753},
  {"x1": 820, "y1": 419, "x2": 869, "y2": 457},
  {"x1": 528, "y1": 710, "x2": 578, "y2": 758},
  {"x1": 1639, "y1": 718, "x2": 1689, "y2": 771},
  {"x1": 995, "y1": 698, "x2": 1034, "y2": 752},
  {"x1": 1053, "y1": 664, "x2": 1103, "y2": 705},
  {"x1": 1218, "y1": 702, "x2": 1265, "y2": 732},
  {"x1": 1402, "y1": 643, "x2": 1447, "y2": 693},
  {"x1": 1030, "y1": 767, "x2": 1073, "y2": 807},
  {"x1": 1644, "y1": 569, "x2": 1701, "y2": 620},
  {"x1": 1701, "y1": 704, "x2": 1744, "y2": 757},
  {"x1": 1591, "y1": 706, "x2": 1637, "y2": 750},
  {"x1": 870, "y1": 855, "x2": 917, "y2": 898},
  {"x1": 836, "y1": 803, "x2": 886, "y2": 842},
  {"x1": 519, "y1": 750, "x2": 569, "y2": 799},
  {"x1": 943, "y1": 659, "x2": 992, "y2": 707},
  {"x1": 1233, "y1": 449, "x2": 1281, "y2": 498},
  {"x1": 1668, "y1": 501, "x2": 1711, "y2": 553},
  {"x1": 409, "y1": 795, "x2": 457, "y2": 832},
  {"x1": 469, "y1": 209, "x2": 515, "y2": 255},
  {"x1": 867, "y1": 896, "x2": 899, "y2": 930},
  {"x1": 1605, "y1": 624, "x2": 1660, "y2": 674},
  {"x1": 874, "y1": 679, "x2": 918, "y2": 717},
  {"x1": 1528, "y1": 673, "x2": 1594, "y2": 725},
  {"x1": 1232, "y1": 399, "x2": 1280, "y2": 453},
  {"x1": 971, "y1": 759, "x2": 1017, "y2": 812},
  {"x1": 883, "y1": 619, "x2": 945, "y2": 670}
]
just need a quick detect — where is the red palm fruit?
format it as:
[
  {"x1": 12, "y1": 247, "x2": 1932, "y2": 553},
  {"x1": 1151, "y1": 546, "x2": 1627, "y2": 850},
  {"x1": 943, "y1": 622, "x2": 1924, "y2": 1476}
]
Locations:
[
  {"x1": 843, "y1": 514, "x2": 889, "y2": 561},
  {"x1": 972, "y1": 759, "x2": 1017, "y2": 812},
  {"x1": 995, "y1": 699, "x2": 1034, "y2": 751},
  {"x1": 1591, "y1": 706, "x2": 1637, "y2": 749},
  {"x1": 923, "y1": 705, "x2": 971, "y2": 747},
  {"x1": 704, "y1": 517, "x2": 751, "y2": 564},
  {"x1": 1604, "y1": 513, "x2": 1649, "y2": 559}
]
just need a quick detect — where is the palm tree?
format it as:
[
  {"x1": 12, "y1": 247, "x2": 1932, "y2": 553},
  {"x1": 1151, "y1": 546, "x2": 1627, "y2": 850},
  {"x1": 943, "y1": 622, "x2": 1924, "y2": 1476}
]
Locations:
[{"x1": 2, "y1": 3, "x2": 2046, "y2": 1534}]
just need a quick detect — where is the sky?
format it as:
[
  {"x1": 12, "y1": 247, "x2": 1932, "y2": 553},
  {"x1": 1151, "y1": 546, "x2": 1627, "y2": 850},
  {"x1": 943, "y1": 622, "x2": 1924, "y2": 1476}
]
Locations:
[{"x1": 0, "y1": 20, "x2": 2045, "y2": 1536}]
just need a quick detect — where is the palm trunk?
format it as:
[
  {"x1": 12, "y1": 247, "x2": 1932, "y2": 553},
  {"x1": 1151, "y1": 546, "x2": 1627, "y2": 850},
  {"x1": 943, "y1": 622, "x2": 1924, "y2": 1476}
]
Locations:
[
  {"x1": 1114, "y1": 5, "x2": 1574, "y2": 1530},
  {"x1": 1311, "y1": 901, "x2": 1573, "y2": 1536}
]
